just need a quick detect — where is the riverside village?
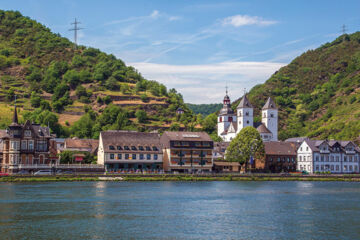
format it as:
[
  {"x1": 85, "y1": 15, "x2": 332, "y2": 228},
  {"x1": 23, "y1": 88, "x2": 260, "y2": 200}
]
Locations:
[{"x1": 1, "y1": 90, "x2": 359, "y2": 177}]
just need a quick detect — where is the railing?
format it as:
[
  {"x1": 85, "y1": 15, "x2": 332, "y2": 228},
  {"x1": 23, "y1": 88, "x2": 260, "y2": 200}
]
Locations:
[{"x1": 17, "y1": 164, "x2": 104, "y2": 169}]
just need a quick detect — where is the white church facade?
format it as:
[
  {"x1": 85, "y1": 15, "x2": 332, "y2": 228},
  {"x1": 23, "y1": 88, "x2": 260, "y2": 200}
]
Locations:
[{"x1": 217, "y1": 91, "x2": 278, "y2": 142}]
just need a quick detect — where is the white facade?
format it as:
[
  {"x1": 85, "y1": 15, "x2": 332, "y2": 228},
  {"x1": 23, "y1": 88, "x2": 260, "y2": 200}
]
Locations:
[
  {"x1": 262, "y1": 108, "x2": 278, "y2": 141},
  {"x1": 237, "y1": 107, "x2": 253, "y2": 134},
  {"x1": 297, "y1": 140, "x2": 360, "y2": 174}
]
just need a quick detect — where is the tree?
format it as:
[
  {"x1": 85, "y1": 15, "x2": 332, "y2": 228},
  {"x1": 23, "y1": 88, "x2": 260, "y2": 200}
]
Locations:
[
  {"x1": 30, "y1": 92, "x2": 42, "y2": 108},
  {"x1": 202, "y1": 113, "x2": 217, "y2": 134},
  {"x1": 135, "y1": 110, "x2": 147, "y2": 123},
  {"x1": 225, "y1": 126, "x2": 265, "y2": 172}
]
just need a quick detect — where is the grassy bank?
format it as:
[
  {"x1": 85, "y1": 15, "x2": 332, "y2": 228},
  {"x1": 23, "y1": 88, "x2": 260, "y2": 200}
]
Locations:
[{"x1": 1, "y1": 175, "x2": 360, "y2": 182}]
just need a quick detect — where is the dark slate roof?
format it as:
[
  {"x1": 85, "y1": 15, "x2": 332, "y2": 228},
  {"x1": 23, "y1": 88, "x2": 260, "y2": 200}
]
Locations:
[
  {"x1": 237, "y1": 95, "x2": 253, "y2": 109},
  {"x1": 262, "y1": 97, "x2": 277, "y2": 110},
  {"x1": 256, "y1": 123, "x2": 271, "y2": 134},
  {"x1": 285, "y1": 137, "x2": 309, "y2": 143},
  {"x1": 219, "y1": 105, "x2": 235, "y2": 116},
  {"x1": 31, "y1": 124, "x2": 52, "y2": 138},
  {"x1": 101, "y1": 130, "x2": 162, "y2": 153},
  {"x1": 162, "y1": 131, "x2": 212, "y2": 141},
  {"x1": 264, "y1": 141, "x2": 297, "y2": 156}
]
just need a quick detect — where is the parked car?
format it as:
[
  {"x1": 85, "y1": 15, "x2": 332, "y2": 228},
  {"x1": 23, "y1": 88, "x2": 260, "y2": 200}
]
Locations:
[
  {"x1": 16, "y1": 170, "x2": 29, "y2": 175},
  {"x1": 0, "y1": 172, "x2": 9, "y2": 176},
  {"x1": 56, "y1": 170, "x2": 74, "y2": 175},
  {"x1": 34, "y1": 170, "x2": 52, "y2": 176}
]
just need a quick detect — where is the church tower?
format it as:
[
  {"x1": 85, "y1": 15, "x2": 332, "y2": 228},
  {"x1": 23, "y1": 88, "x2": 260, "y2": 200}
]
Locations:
[
  {"x1": 262, "y1": 97, "x2": 278, "y2": 141},
  {"x1": 236, "y1": 94, "x2": 253, "y2": 134},
  {"x1": 217, "y1": 89, "x2": 236, "y2": 139}
]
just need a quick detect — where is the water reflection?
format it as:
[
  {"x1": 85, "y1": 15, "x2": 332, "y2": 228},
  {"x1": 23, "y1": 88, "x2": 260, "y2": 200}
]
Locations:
[{"x1": 0, "y1": 182, "x2": 359, "y2": 240}]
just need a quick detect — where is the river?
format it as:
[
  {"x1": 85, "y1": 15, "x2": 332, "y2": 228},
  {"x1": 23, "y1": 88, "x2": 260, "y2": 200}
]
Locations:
[{"x1": 0, "y1": 181, "x2": 359, "y2": 239}]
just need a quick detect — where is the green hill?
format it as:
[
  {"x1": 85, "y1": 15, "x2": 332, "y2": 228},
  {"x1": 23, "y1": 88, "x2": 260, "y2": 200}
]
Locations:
[
  {"x1": 186, "y1": 103, "x2": 222, "y2": 116},
  {"x1": 0, "y1": 10, "x2": 198, "y2": 138},
  {"x1": 234, "y1": 32, "x2": 360, "y2": 142}
]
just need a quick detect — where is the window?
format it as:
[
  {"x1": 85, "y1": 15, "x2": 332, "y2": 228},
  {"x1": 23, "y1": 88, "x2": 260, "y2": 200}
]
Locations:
[
  {"x1": 299, "y1": 156, "x2": 302, "y2": 162},
  {"x1": 321, "y1": 165, "x2": 324, "y2": 171},
  {"x1": 109, "y1": 145, "x2": 115, "y2": 150},
  {"x1": 195, "y1": 142, "x2": 201, "y2": 147},
  {"x1": 336, "y1": 165, "x2": 339, "y2": 171},
  {"x1": 336, "y1": 156, "x2": 340, "y2": 162},
  {"x1": 344, "y1": 165, "x2": 347, "y2": 171},
  {"x1": 321, "y1": 156, "x2": 324, "y2": 162},
  {"x1": 132, "y1": 154, "x2": 136, "y2": 160},
  {"x1": 277, "y1": 157, "x2": 280, "y2": 162},
  {"x1": 152, "y1": 146, "x2": 158, "y2": 151},
  {"x1": 331, "y1": 156, "x2": 334, "y2": 162},
  {"x1": 24, "y1": 130, "x2": 31, "y2": 137},
  {"x1": 10, "y1": 141, "x2": 18, "y2": 150},
  {"x1": 147, "y1": 154, "x2": 151, "y2": 160},
  {"x1": 21, "y1": 140, "x2": 27, "y2": 150},
  {"x1": 154, "y1": 154, "x2": 158, "y2": 160},
  {"x1": 181, "y1": 141, "x2": 189, "y2": 146},
  {"x1": 349, "y1": 156, "x2": 353, "y2": 162},
  {"x1": 124, "y1": 146, "x2": 130, "y2": 150},
  {"x1": 292, "y1": 158, "x2": 295, "y2": 163},
  {"x1": 131, "y1": 146, "x2": 137, "y2": 151},
  {"x1": 145, "y1": 146, "x2": 151, "y2": 151},
  {"x1": 110, "y1": 154, "x2": 114, "y2": 160},
  {"x1": 326, "y1": 156, "x2": 329, "y2": 162},
  {"x1": 37, "y1": 140, "x2": 47, "y2": 152},
  {"x1": 246, "y1": 120, "x2": 249, "y2": 124},
  {"x1": 270, "y1": 113, "x2": 274, "y2": 118},
  {"x1": 287, "y1": 158, "x2": 290, "y2": 163},
  {"x1": 117, "y1": 146, "x2": 122, "y2": 150},
  {"x1": 140, "y1": 154, "x2": 144, "y2": 160},
  {"x1": 139, "y1": 146, "x2": 144, "y2": 151},
  {"x1": 306, "y1": 147, "x2": 309, "y2": 151},
  {"x1": 117, "y1": 154, "x2": 122, "y2": 160},
  {"x1": 270, "y1": 158, "x2": 273, "y2": 162},
  {"x1": 300, "y1": 147, "x2": 303, "y2": 151},
  {"x1": 28, "y1": 140, "x2": 34, "y2": 150},
  {"x1": 219, "y1": 117, "x2": 222, "y2": 122},
  {"x1": 203, "y1": 142, "x2": 210, "y2": 147},
  {"x1": 331, "y1": 165, "x2": 334, "y2": 171},
  {"x1": 344, "y1": 156, "x2": 347, "y2": 162},
  {"x1": 349, "y1": 165, "x2": 353, "y2": 172},
  {"x1": 245, "y1": 112, "x2": 249, "y2": 116},
  {"x1": 125, "y1": 154, "x2": 129, "y2": 160},
  {"x1": 316, "y1": 166, "x2": 319, "y2": 171},
  {"x1": 355, "y1": 166, "x2": 358, "y2": 172}
]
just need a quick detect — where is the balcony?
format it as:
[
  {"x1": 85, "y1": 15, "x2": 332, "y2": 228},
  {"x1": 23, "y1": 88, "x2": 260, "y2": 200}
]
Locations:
[{"x1": 345, "y1": 150, "x2": 356, "y2": 154}]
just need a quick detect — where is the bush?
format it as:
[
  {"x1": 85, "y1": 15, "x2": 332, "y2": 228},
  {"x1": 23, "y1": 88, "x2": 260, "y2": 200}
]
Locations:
[
  {"x1": 349, "y1": 96, "x2": 357, "y2": 104},
  {"x1": 103, "y1": 96, "x2": 112, "y2": 104},
  {"x1": 135, "y1": 110, "x2": 147, "y2": 123},
  {"x1": 140, "y1": 94, "x2": 149, "y2": 102}
]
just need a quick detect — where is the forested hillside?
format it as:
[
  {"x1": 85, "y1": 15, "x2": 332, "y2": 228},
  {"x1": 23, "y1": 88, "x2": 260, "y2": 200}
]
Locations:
[
  {"x1": 233, "y1": 32, "x2": 360, "y2": 142},
  {"x1": 186, "y1": 103, "x2": 222, "y2": 116},
  {"x1": 0, "y1": 10, "x2": 199, "y2": 138}
]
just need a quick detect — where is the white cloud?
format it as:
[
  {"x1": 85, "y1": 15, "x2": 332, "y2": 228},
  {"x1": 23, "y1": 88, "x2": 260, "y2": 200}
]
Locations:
[
  {"x1": 131, "y1": 61, "x2": 285, "y2": 103},
  {"x1": 150, "y1": 10, "x2": 160, "y2": 19},
  {"x1": 169, "y1": 16, "x2": 181, "y2": 21},
  {"x1": 222, "y1": 15, "x2": 277, "y2": 27}
]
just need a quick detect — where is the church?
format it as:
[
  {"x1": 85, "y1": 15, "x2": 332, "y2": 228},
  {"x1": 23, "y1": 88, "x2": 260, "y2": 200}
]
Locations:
[{"x1": 217, "y1": 90, "x2": 278, "y2": 142}]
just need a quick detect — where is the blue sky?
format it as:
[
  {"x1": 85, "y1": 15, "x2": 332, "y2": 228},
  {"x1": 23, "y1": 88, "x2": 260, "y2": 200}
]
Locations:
[{"x1": 1, "y1": 0, "x2": 360, "y2": 103}]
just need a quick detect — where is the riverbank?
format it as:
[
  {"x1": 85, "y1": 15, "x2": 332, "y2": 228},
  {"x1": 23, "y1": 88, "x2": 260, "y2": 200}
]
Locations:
[{"x1": 2, "y1": 174, "x2": 360, "y2": 182}]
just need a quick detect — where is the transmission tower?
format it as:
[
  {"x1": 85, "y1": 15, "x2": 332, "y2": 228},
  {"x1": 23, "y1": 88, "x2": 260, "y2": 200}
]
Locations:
[
  {"x1": 69, "y1": 18, "x2": 84, "y2": 48},
  {"x1": 341, "y1": 24, "x2": 347, "y2": 34}
]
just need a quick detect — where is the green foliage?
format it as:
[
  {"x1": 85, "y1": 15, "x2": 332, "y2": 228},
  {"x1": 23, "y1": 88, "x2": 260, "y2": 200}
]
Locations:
[
  {"x1": 135, "y1": 110, "x2": 147, "y2": 123},
  {"x1": 186, "y1": 103, "x2": 222, "y2": 116},
  {"x1": 23, "y1": 109, "x2": 64, "y2": 136},
  {"x1": 201, "y1": 113, "x2": 217, "y2": 134},
  {"x1": 225, "y1": 127, "x2": 265, "y2": 169}
]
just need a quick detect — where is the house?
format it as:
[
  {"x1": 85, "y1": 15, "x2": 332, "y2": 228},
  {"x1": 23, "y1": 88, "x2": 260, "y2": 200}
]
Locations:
[
  {"x1": 160, "y1": 131, "x2": 213, "y2": 173},
  {"x1": 218, "y1": 90, "x2": 278, "y2": 142},
  {"x1": 97, "y1": 130, "x2": 163, "y2": 172},
  {"x1": 0, "y1": 105, "x2": 56, "y2": 173},
  {"x1": 263, "y1": 141, "x2": 297, "y2": 173},
  {"x1": 296, "y1": 139, "x2": 360, "y2": 173},
  {"x1": 63, "y1": 138, "x2": 99, "y2": 162}
]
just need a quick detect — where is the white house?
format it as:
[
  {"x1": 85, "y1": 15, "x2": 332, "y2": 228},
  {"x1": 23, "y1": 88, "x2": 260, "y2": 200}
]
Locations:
[{"x1": 296, "y1": 139, "x2": 360, "y2": 174}]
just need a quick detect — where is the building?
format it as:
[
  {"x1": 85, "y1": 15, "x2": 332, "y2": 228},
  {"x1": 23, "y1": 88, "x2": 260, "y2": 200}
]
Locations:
[
  {"x1": 97, "y1": 130, "x2": 163, "y2": 172},
  {"x1": 0, "y1": 105, "x2": 56, "y2": 173},
  {"x1": 160, "y1": 131, "x2": 213, "y2": 173},
  {"x1": 212, "y1": 142, "x2": 230, "y2": 160},
  {"x1": 296, "y1": 139, "x2": 360, "y2": 174},
  {"x1": 218, "y1": 91, "x2": 278, "y2": 142},
  {"x1": 263, "y1": 141, "x2": 297, "y2": 173},
  {"x1": 63, "y1": 138, "x2": 99, "y2": 162}
]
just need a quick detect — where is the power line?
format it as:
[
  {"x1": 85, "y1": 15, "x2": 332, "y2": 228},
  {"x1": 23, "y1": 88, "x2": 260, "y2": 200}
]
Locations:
[{"x1": 69, "y1": 18, "x2": 84, "y2": 48}]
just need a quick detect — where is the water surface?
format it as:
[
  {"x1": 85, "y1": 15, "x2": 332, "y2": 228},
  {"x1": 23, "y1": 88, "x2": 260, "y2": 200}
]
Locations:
[{"x1": 0, "y1": 181, "x2": 359, "y2": 240}]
